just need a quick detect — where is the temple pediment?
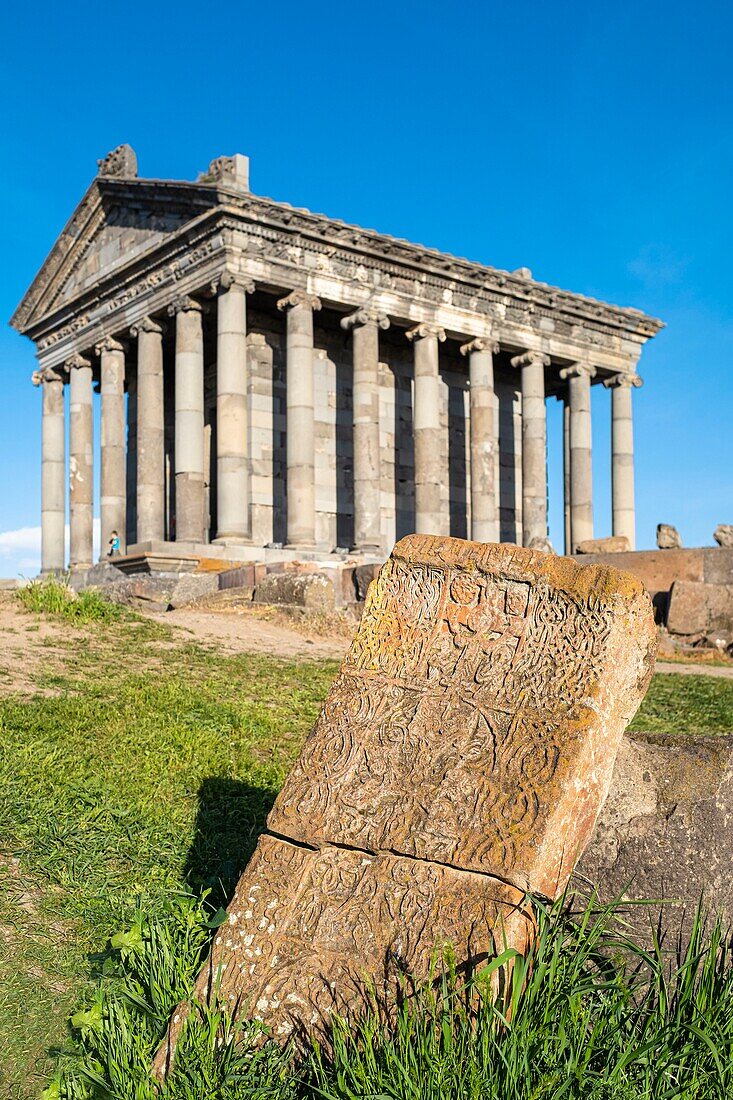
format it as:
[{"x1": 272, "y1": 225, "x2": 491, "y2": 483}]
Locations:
[{"x1": 11, "y1": 173, "x2": 216, "y2": 334}]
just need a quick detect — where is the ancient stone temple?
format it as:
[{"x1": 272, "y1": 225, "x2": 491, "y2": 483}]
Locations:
[{"x1": 12, "y1": 146, "x2": 663, "y2": 575}]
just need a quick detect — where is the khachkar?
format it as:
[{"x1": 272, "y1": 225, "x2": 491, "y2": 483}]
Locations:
[
  {"x1": 13, "y1": 147, "x2": 663, "y2": 573},
  {"x1": 153, "y1": 535, "x2": 656, "y2": 1073}
]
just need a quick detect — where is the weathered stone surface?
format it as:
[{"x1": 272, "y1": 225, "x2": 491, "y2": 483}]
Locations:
[
  {"x1": 714, "y1": 524, "x2": 733, "y2": 548},
  {"x1": 168, "y1": 573, "x2": 219, "y2": 609},
  {"x1": 253, "y1": 572, "x2": 336, "y2": 612},
  {"x1": 667, "y1": 579, "x2": 733, "y2": 637},
  {"x1": 666, "y1": 580, "x2": 708, "y2": 635},
  {"x1": 154, "y1": 535, "x2": 655, "y2": 1073},
  {"x1": 527, "y1": 535, "x2": 555, "y2": 554},
  {"x1": 579, "y1": 731, "x2": 733, "y2": 936},
  {"x1": 576, "y1": 536, "x2": 630, "y2": 555},
  {"x1": 657, "y1": 523, "x2": 682, "y2": 549},
  {"x1": 102, "y1": 575, "x2": 177, "y2": 609},
  {"x1": 353, "y1": 562, "x2": 381, "y2": 601}
]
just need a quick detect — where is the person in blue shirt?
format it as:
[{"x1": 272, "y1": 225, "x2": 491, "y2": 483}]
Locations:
[{"x1": 108, "y1": 530, "x2": 121, "y2": 557}]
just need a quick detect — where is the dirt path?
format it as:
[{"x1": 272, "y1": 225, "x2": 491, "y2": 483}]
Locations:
[
  {"x1": 152, "y1": 605, "x2": 351, "y2": 661},
  {"x1": 655, "y1": 660, "x2": 733, "y2": 679}
]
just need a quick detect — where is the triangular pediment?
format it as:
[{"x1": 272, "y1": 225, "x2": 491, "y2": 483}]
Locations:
[{"x1": 11, "y1": 178, "x2": 218, "y2": 333}]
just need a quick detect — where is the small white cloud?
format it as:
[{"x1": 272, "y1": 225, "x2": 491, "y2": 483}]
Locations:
[{"x1": 0, "y1": 518, "x2": 101, "y2": 577}]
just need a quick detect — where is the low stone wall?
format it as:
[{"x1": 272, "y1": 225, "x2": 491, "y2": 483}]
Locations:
[
  {"x1": 580, "y1": 729, "x2": 733, "y2": 933},
  {"x1": 570, "y1": 547, "x2": 733, "y2": 620}
]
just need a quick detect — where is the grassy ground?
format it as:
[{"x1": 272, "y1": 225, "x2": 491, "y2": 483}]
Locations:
[{"x1": 1, "y1": 586, "x2": 732, "y2": 1096}]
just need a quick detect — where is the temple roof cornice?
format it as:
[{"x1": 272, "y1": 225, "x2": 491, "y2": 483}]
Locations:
[{"x1": 11, "y1": 173, "x2": 664, "y2": 372}]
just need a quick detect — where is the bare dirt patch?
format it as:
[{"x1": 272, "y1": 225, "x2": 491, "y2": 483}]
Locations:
[{"x1": 148, "y1": 601, "x2": 353, "y2": 661}]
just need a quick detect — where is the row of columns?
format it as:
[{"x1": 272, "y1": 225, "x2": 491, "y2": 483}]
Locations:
[{"x1": 33, "y1": 280, "x2": 641, "y2": 573}]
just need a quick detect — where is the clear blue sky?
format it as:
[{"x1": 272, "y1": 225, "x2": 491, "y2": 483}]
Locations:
[{"x1": 1, "y1": 0, "x2": 730, "y2": 573}]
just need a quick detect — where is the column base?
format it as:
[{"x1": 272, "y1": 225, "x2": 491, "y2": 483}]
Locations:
[
  {"x1": 351, "y1": 542, "x2": 383, "y2": 556},
  {"x1": 212, "y1": 535, "x2": 252, "y2": 546}
]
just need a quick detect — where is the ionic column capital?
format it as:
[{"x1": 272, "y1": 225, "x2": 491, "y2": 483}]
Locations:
[
  {"x1": 212, "y1": 270, "x2": 255, "y2": 295},
  {"x1": 510, "y1": 350, "x2": 550, "y2": 369},
  {"x1": 32, "y1": 366, "x2": 64, "y2": 386},
  {"x1": 559, "y1": 361, "x2": 596, "y2": 381},
  {"x1": 94, "y1": 336, "x2": 126, "y2": 356},
  {"x1": 340, "y1": 306, "x2": 390, "y2": 332},
  {"x1": 460, "y1": 337, "x2": 499, "y2": 357},
  {"x1": 277, "y1": 289, "x2": 322, "y2": 312},
  {"x1": 64, "y1": 353, "x2": 92, "y2": 373},
  {"x1": 167, "y1": 295, "x2": 202, "y2": 317},
  {"x1": 130, "y1": 316, "x2": 164, "y2": 338},
  {"x1": 406, "y1": 323, "x2": 446, "y2": 343},
  {"x1": 603, "y1": 371, "x2": 643, "y2": 390}
]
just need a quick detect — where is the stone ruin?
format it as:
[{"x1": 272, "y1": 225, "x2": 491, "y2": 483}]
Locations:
[{"x1": 154, "y1": 535, "x2": 656, "y2": 1075}]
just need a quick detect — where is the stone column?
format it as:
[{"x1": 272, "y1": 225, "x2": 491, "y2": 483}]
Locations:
[
  {"x1": 407, "y1": 323, "x2": 447, "y2": 535},
  {"x1": 65, "y1": 353, "x2": 94, "y2": 569},
  {"x1": 168, "y1": 296, "x2": 205, "y2": 544},
  {"x1": 563, "y1": 397, "x2": 571, "y2": 554},
  {"x1": 32, "y1": 367, "x2": 66, "y2": 574},
  {"x1": 604, "y1": 371, "x2": 642, "y2": 549},
  {"x1": 215, "y1": 272, "x2": 255, "y2": 542},
  {"x1": 461, "y1": 337, "x2": 500, "y2": 543},
  {"x1": 510, "y1": 350, "x2": 550, "y2": 546},
  {"x1": 131, "y1": 317, "x2": 165, "y2": 543},
  {"x1": 341, "y1": 306, "x2": 390, "y2": 552},
  {"x1": 96, "y1": 337, "x2": 127, "y2": 556},
  {"x1": 277, "y1": 290, "x2": 321, "y2": 548},
  {"x1": 560, "y1": 362, "x2": 595, "y2": 551}
]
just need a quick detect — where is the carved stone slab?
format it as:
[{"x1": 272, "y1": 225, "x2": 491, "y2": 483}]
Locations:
[{"x1": 155, "y1": 535, "x2": 656, "y2": 1071}]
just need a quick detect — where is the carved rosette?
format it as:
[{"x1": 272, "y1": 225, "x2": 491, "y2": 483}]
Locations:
[
  {"x1": 341, "y1": 307, "x2": 390, "y2": 332},
  {"x1": 406, "y1": 323, "x2": 446, "y2": 343},
  {"x1": 130, "y1": 316, "x2": 164, "y2": 339},
  {"x1": 510, "y1": 350, "x2": 551, "y2": 370},
  {"x1": 559, "y1": 362, "x2": 597, "y2": 381},
  {"x1": 277, "y1": 289, "x2": 322, "y2": 312},
  {"x1": 603, "y1": 372, "x2": 643, "y2": 390},
  {"x1": 460, "y1": 337, "x2": 500, "y2": 357},
  {"x1": 167, "y1": 295, "x2": 202, "y2": 317}
]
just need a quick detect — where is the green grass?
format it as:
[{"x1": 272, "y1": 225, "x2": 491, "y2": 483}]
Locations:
[
  {"x1": 44, "y1": 892, "x2": 733, "y2": 1100},
  {"x1": 629, "y1": 673, "x2": 733, "y2": 735},
  {"x1": 0, "y1": 605, "x2": 732, "y2": 1096},
  {"x1": 17, "y1": 576, "x2": 126, "y2": 625}
]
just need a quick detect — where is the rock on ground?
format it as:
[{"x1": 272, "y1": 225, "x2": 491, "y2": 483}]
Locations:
[
  {"x1": 253, "y1": 572, "x2": 336, "y2": 612},
  {"x1": 579, "y1": 731, "x2": 733, "y2": 937}
]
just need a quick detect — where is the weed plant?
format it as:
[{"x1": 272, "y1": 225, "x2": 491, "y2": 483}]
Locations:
[
  {"x1": 17, "y1": 576, "x2": 124, "y2": 625},
  {"x1": 43, "y1": 892, "x2": 733, "y2": 1100}
]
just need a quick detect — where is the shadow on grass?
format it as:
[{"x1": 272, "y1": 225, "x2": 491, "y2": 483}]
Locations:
[{"x1": 184, "y1": 776, "x2": 277, "y2": 908}]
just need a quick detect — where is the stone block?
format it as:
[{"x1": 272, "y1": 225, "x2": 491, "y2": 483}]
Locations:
[
  {"x1": 168, "y1": 573, "x2": 219, "y2": 609},
  {"x1": 714, "y1": 524, "x2": 733, "y2": 548},
  {"x1": 103, "y1": 574, "x2": 177, "y2": 609},
  {"x1": 353, "y1": 562, "x2": 382, "y2": 601},
  {"x1": 657, "y1": 523, "x2": 682, "y2": 549},
  {"x1": 218, "y1": 564, "x2": 256, "y2": 591},
  {"x1": 666, "y1": 580, "x2": 708, "y2": 635},
  {"x1": 667, "y1": 579, "x2": 733, "y2": 636},
  {"x1": 254, "y1": 572, "x2": 336, "y2": 612},
  {"x1": 155, "y1": 535, "x2": 655, "y2": 1073},
  {"x1": 576, "y1": 536, "x2": 630, "y2": 554},
  {"x1": 579, "y1": 731, "x2": 733, "y2": 936}
]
